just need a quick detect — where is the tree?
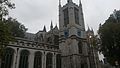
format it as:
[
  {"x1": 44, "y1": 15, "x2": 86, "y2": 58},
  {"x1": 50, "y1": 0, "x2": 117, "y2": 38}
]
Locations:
[
  {"x1": 6, "y1": 17, "x2": 28, "y2": 38},
  {"x1": 0, "y1": 1, "x2": 15, "y2": 67},
  {"x1": 0, "y1": 0, "x2": 15, "y2": 20},
  {"x1": 0, "y1": 20, "x2": 13, "y2": 56},
  {"x1": 98, "y1": 10, "x2": 120, "y2": 66},
  {"x1": 0, "y1": 0, "x2": 27, "y2": 67},
  {"x1": 0, "y1": 0, "x2": 15, "y2": 58}
]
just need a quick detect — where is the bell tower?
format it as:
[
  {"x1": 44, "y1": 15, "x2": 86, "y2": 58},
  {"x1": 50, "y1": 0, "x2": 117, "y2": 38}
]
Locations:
[
  {"x1": 59, "y1": 0, "x2": 90, "y2": 68},
  {"x1": 59, "y1": 0, "x2": 86, "y2": 38}
]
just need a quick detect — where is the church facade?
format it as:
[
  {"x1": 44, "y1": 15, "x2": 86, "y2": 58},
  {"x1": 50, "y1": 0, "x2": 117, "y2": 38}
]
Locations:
[{"x1": 1, "y1": 0, "x2": 100, "y2": 68}]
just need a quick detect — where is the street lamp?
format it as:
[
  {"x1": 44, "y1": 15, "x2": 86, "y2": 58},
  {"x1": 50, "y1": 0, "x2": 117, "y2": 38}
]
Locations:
[
  {"x1": 115, "y1": 61, "x2": 119, "y2": 68},
  {"x1": 89, "y1": 35, "x2": 97, "y2": 68}
]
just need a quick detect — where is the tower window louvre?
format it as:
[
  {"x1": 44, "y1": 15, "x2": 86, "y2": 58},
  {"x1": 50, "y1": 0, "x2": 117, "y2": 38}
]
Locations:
[
  {"x1": 74, "y1": 7, "x2": 79, "y2": 25},
  {"x1": 63, "y1": 8, "x2": 69, "y2": 27}
]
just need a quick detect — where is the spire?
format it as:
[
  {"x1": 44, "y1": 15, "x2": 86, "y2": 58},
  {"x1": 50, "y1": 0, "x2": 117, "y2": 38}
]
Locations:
[
  {"x1": 59, "y1": 0, "x2": 61, "y2": 10},
  {"x1": 59, "y1": 0, "x2": 61, "y2": 6},
  {"x1": 91, "y1": 27, "x2": 94, "y2": 33},
  {"x1": 67, "y1": 0, "x2": 72, "y2": 3},
  {"x1": 55, "y1": 24, "x2": 58, "y2": 30},
  {"x1": 79, "y1": 0, "x2": 82, "y2": 6},
  {"x1": 87, "y1": 26, "x2": 90, "y2": 32},
  {"x1": 50, "y1": 20, "x2": 53, "y2": 30},
  {"x1": 99, "y1": 23, "x2": 102, "y2": 28},
  {"x1": 43, "y1": 25, "x2": 46, "y2": 32}
]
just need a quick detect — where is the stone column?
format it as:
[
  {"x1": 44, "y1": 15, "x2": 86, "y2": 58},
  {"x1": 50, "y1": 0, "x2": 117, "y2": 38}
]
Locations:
[
  {"x1": 12, "y1": 48, "x2": 18, "y2": 68},
  {"x1": 87, "y1": 57, "x2": 90, "y2": 68},
  {"x1": 83, "y1": 42, "x2": 90, "y2": 68},
  {"x1": 29, "y1": 50, "x2": 35, "y2": 68},
  {"x1": 42, "y1": 52, "x2": 46, "y2": 68},
  {"x1": 16, "y1": 48, "x2": 21, "y2": 68},
  {"x1": 53, "y1": 53, "x2": 56, "y2": 68}
]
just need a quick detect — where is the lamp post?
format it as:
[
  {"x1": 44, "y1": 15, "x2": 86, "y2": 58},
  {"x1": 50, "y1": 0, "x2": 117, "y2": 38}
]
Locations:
[
  {"x1": 89, "y1": 35, "x2": 97, "y2": 68},
  {"x1": 115, "y1": 61, "x2": 119, "y2": 68}
]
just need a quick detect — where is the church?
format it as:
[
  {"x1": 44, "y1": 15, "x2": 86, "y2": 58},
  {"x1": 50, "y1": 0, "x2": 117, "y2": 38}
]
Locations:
[{"x1": 1, "y1": 0, "x2": 100, "y2": 68}]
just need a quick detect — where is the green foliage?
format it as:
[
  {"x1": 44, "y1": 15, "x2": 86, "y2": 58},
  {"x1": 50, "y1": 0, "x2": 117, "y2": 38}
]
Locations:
[
  {"x1": 6, "y1": 17, "x2": 27, "y2": 38},
  {"x1": 0, "y1": 0, "x2": 15, "y2": 58},
  {"x1": 0, "y1": 21, "x2": 13, "y2": 58},
  {"x1": 0, "y1": 0, "x2": 27, "y2": 58},
  {"x1": 98, "y1": 10, "x2": 120, "y2": 66},
  {"x1": 0, "y1": 0, "x2": 15, "y2": 20}
]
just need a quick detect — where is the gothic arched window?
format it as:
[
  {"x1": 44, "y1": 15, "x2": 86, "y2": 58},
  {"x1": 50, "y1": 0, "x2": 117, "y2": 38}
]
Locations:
[
  {"x1": 63, "y1": 8, "x2": 69, "y2": 27},
  {"x1": 34, "y1": 52, "x2": 42, "y2": 68},
  {"x1": 46, "y1": 53, "x2": 53, "y2": 68},
  {"x1": 78, "y1": 41, "x2": 82, "y2": 53},
  {"x1": 56, "y1": 54, "x2": 61, "y2": 68},
  {"x1": 1, "y1": 48, "x2": 14, "y2": 68},
  {"x1": 74, "y1": 7, "x2": 79, "y2": 25},
  {"x1": 19, "y1": 50, "x2": 29, "y2": 68}
]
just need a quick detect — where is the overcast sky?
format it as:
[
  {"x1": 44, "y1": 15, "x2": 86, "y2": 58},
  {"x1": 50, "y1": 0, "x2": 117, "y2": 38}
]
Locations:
[{"x1": 9, "y1": 0, "x2": 120, "y2": 34}]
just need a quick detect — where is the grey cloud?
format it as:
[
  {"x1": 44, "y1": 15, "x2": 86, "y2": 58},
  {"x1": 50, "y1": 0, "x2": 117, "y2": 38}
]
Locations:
[
  {"x1": 10, "y1": 0, "x2": 120, "y2": 33},
  {"x1": 81, "y1": 0, "x2": 120, "y2": 33}
]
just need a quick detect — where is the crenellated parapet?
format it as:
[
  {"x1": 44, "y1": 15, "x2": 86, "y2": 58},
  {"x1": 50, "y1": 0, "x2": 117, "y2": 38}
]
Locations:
[{"x1": 9, "y1": 37, "x2": 60, "y2": 52}]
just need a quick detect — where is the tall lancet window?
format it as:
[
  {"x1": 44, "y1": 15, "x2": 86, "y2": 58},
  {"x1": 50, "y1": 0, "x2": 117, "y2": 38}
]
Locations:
[
  {"x1": 78, "y1": 41, "x2": 82, "y2": 53},
  {"x1": 56, "y1": 54, "x2": 61, "y2": 68},
  {"x1": 1, "y1": 48, "x2": 14, "y2": 68},
  {"x1": 19, "y1": 50, "x2": 29, "y2": 68},
  {"x1": 63, "y1": 8, "x2": 69, "y2": 27},
  {"x1": 46, "y1": 53, "x2": 53, "y2": 68},
  {"x1": 34, "y1": 52, "x2": 42, "y2": 68},
  {"x1": 74, "y1": 7, "x2": 79, "y2": 25}
]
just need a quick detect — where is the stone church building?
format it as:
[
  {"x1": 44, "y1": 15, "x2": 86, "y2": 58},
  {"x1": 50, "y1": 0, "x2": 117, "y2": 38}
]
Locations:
[{"x1": 1, "y1": 0, "x2": 100, "y2": 68}]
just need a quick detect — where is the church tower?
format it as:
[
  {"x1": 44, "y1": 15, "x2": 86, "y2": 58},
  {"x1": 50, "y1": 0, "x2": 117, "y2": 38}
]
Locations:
[{"x1": 59, "y1": 0, "x2": 90, "y2": 68}]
